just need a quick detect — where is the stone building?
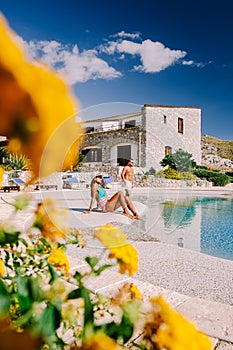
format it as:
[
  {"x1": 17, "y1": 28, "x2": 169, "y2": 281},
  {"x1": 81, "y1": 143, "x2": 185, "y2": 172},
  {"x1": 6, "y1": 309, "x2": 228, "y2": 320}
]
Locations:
[{"x1": 79, "y1": 104, "x2": 201, "y2": 170}]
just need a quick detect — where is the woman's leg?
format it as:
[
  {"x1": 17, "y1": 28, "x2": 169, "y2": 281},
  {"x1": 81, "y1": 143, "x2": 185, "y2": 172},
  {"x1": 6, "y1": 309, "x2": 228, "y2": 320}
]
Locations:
[
  {"x1": 106, "y1": 191, "x2": 134, "y2": 218},
  {"x1": 125, "y1": 197, "x2": 140, "y2": 219}
]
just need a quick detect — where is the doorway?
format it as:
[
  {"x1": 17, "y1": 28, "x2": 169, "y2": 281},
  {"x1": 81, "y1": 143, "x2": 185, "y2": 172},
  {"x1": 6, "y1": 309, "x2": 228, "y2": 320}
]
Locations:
[{"x1": 117, "y1": 145, "x2": 131, "y2": 166}]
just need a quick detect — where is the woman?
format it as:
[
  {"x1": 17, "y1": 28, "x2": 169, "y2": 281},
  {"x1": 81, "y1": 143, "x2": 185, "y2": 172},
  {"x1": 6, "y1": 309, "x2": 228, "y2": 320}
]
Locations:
[{"x1": 83, "y1": 174, "x2": 139, "y2": 219}]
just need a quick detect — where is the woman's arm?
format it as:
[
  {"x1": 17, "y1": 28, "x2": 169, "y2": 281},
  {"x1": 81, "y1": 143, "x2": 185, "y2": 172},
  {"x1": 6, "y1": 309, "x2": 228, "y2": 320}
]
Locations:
[{"x1": 83, "y1": 184, "x2": 98, "y2": 213}]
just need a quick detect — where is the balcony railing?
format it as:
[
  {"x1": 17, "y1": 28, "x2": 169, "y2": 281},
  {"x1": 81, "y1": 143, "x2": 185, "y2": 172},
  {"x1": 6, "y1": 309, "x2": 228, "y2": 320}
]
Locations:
[{"x1": 85, "y1": 123, "x2": 142, "y2": 134}]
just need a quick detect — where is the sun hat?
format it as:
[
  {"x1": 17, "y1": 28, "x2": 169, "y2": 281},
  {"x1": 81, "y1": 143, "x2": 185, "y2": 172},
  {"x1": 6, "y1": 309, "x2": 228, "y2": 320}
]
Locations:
[{"x1": 95, "y1": 174, "x2": 103, "y2": 178}]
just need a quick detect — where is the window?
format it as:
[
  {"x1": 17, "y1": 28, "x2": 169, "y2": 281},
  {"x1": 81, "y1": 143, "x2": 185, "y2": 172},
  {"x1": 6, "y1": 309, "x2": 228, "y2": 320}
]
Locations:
[
  {"x1": 178, "y1": 117, "x2": 184, "y2": 134},
  {"x1": 81, "y1": 148, "x2": 102, "y2": 162},
  {"x1": 165, "y1": 146, "x2": 172, "y2": 156},
  {"x1": 163, "y1": 115, "x2": 167, "y2": 124},
  {"x1": 125, "y1": 120, "x2": 136, "y2": 128}
]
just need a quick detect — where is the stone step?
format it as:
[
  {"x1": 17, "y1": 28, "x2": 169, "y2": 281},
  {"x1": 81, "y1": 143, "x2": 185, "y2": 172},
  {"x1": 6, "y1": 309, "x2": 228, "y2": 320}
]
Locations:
[{"x1": 68, "y1": 256, "x2": 233, "y2": 348}]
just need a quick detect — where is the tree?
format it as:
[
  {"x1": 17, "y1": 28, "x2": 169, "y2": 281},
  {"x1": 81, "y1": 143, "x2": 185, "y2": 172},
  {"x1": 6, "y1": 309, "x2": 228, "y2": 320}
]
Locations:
[
  {"x1": 160, "y1": 154, "x2": 176, "y2": 170},
  {"x1": 160, "y1": 149, "x2": 196, "y2": 172}
]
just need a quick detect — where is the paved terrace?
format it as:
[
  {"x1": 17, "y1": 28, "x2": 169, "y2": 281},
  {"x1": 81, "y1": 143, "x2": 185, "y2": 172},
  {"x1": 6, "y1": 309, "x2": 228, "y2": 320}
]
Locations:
[{"x1": 0, "y1": 186, "x2": 233, "y2": 349}]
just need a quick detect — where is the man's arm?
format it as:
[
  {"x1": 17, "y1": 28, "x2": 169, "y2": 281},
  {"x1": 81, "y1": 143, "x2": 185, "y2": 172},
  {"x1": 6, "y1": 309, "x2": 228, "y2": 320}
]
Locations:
[{"x1": 121, "y1": 166, "x2": 127, "y2": 181}]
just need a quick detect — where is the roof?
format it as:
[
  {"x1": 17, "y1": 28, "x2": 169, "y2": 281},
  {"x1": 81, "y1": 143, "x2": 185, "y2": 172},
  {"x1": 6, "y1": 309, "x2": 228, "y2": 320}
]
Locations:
[
  {"x1": 82, "y1": 112, "x2": 142, "y2": 124},
  {"x1": 143, "y1": 104, "x2": 201, "y2": 109},
  {"x1": 80, "y1": 104, "x2": 201, "y2": 125}
]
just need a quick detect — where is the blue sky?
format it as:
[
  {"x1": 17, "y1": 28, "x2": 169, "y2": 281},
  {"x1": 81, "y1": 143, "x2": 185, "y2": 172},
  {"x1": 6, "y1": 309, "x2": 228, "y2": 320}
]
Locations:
[{"x1": 1, "y1": 0, "x2": 233, "y2": 140}]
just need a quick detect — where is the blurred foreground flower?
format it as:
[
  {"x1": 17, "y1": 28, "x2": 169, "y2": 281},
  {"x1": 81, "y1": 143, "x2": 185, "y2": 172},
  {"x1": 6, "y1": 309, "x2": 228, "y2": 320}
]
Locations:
[
  {"x1": 32, "y1": 198, "x2": 70, "y2": 242},
  {"x1": 0, "y1": 258, "x2": 5, "y2": 276},
  {"x1": 143, "y1": 295, "x2": 212, "y2": 350},
  {"x1": 48, "y1": 247, "x2": 70, "y2": 272},
  {"x1": 81, "y1": 330, "x2": 123, "y2": 350},
  {"x1": 0, "y1": 14, "x2": 83, "y2": 179},
  {"x1": 94, "y1": 224, "x2": 138, "y2": 276}
]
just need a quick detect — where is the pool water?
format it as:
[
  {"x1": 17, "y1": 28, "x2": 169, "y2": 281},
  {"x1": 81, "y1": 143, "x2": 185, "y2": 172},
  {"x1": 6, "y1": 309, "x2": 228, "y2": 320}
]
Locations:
[
  {"x1": 134, "y1": 194, "x2": 233, "y2": 261},
  {"x1": 200, "y1": 198, "x2": 233, "y2": 260}
]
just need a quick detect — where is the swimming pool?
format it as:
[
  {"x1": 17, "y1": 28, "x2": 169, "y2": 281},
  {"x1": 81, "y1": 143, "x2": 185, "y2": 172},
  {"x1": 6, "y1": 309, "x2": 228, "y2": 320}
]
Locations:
[{"x1": 133, "y1": 193, "x2": 233, "y2": 261}]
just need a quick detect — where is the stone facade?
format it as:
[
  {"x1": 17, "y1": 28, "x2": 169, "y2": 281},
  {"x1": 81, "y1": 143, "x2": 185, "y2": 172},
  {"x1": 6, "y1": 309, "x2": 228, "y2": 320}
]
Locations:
[
  {"x1": 142, "y1": 105, "x2": 201, "y2": 170},
  {"x1": 79, "y1": 104, "x2": 201, "y2": 171}
]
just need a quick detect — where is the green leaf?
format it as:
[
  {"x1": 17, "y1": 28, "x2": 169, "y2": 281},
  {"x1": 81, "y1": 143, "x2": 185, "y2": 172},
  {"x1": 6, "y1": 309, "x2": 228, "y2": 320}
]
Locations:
[
  {"x1": 67, "y1": 288, "x2": 81, "y2": 300},
  {"x1": 17, "y1": 295, "x2": 32, "y2": 313},
  {"x1": 16, "y1": 276, "x2": 33, "y2": 312},
  {"x1": 101, "y1": 301, "x2": 141, "y2": 344},
  {"x1": 0, "y1": 279, "x2": 10, "y2": 315},
  {"x1": 0, "y1": 230, "x2": 20, "y2": 245},
  {"x1": 13, "y1": 195, "x2": 29, "y2": 211},
  {"x1": 39, "y1": 237, "x2": 51, "y2": 249},
  {"x1": 118, "y1": 313, "x2": 134, "y2": 343},
  {"x1": 18, "y1": 237, "x2": 28, "y2": 247},
  {"x1": 123, "y1": 300, "x2": 141, "y2": 324},
  {"x1": 47, "y1": 263, "x2": 58, "y2": 283},
  {"x1": 17, "y1": 276, "x2": 29, "y2": 297},
  {"x1": 94, "y1": 264, "x2": 113, "y2": 276},
  {"x1": 73, "y1": 271, "x2": 82, "y2": 284},
  {"x1": 99, "y1": 321, "x2": 120, "y2": 340},
  {"x1": 70, "y1": 286, "x2": 94, "y2": 327},
  {"x1": 37, "y1": 304, "x2": 61, "y2": 338},
  {"x1": 119, "y1": 301, "x2": 141, "y2": 343},
  {"x1": 28, "y1": 277, "x2": 44, "y2": 302},
  {"x1": 85, "y1": 256, "x2": 99, "y2": 270},
  {"x1": 81, "y1": 287, "x2": 94, "y2": 326}
]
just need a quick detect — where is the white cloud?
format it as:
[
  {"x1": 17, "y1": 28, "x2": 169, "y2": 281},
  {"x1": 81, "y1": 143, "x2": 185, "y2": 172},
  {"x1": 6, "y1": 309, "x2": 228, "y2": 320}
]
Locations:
[
  {"x1": 103, "y1": 38, "x2": 186, "y2": 73},
  {"x1": 15, "y1": 30, "x2": 206, "y2": 85},
  {"x1": 19, "y1": 38, "x2": 122, "y2": 84},
  {"x1": 182, "y1": 60, "x2": 194, "y2": 65},
  {"x1": 113, "y1": 31, "x2": 141, "y2": 40},
  {"x1": 182, "y1": 60, "x2": 210, "y2": 68}
]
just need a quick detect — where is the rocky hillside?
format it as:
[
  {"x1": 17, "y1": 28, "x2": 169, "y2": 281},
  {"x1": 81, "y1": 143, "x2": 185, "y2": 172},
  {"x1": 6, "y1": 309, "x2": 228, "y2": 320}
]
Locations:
[{"x1": 201, "y1": 135, "x2": 233, "y2": 171}]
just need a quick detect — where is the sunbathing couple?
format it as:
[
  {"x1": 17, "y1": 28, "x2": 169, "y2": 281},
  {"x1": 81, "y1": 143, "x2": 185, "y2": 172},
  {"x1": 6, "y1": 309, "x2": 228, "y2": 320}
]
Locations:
[{"x1": 83, "y1": 174, "x2": 139, "y2": 219}]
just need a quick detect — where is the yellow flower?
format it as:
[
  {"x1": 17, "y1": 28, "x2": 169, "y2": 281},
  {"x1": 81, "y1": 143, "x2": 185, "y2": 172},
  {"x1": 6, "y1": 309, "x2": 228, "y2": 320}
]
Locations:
[
  {"x1": 109, "y1": 244, "x2": 138, "y2": 276},
  {"x1": 0, "y1": 15, "x2": 83, "y2": 179},
  {"x1": 94, "y1": 224, "x2": 127, "y2": 248},
  {"x1": 81, "y1": 331, "x2": 122, "y2": 350},
  {"x1": 143, "y1": 296, "x2": 212, "y2": 350},
  {"x1": 0, "y1": 258, "x2": 5, "y2": 276},
  {"x1": 48, "y1": 248, "x2": 70, "y2": 272},
  {"x1": 33, "y1": 199, "x2": 69, "y2": 242},
  {"x1": 94, "y1": 224, "x2": 138, "y2": 276},
  {"x1": 111, "y1": 283, "x2": 142, "y2": 308},
  {"x1": 130, "y1": 284, "x2": 142, "y2": 300}
]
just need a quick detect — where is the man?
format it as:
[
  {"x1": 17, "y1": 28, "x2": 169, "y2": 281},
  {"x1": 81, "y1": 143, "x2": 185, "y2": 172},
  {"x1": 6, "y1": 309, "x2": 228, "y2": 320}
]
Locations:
[{"x1": 121, "y1": 159, "x2": 135, "y2": 197}]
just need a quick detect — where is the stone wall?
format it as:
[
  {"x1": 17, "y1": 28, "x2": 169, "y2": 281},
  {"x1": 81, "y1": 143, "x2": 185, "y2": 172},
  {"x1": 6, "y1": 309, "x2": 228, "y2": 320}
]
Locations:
[
  {"x1": 80, "y1": 126, "x2": 145, "y2": 166},
  {"x1": 134, "y1": 175, "x2": 212, "y2": 188}
]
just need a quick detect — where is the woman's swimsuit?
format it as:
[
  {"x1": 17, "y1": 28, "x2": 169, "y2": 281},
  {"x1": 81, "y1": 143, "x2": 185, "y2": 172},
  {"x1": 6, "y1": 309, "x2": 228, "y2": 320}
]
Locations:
[{"x1": 97, "y1": 185, "x2": 108, "y2": 212}]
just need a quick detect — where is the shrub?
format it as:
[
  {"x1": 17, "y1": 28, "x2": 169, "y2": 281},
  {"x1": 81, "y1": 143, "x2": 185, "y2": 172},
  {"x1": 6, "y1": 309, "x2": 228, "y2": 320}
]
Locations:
[
  {"x1": 225, "y1": 172, "x2": 233, "y2": 183},
  {"x1": 179, "y1": 172, "x2": 197, "y2": 180},
  {"x1": 5, "y1": 153, "x2": 30, "y2": 171},
  {"x1": 195, "y1": 165, "x2": 208, "y2": 170},
  {"x1": 159, "y1": 168, "x2": 180, "y2": 179},
  {"x1": 193, "y1": 169, "x2": 231, "y2": 186},
  {"x1": 160, "y1": 149, "x2": 196, "y2": 172}
]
